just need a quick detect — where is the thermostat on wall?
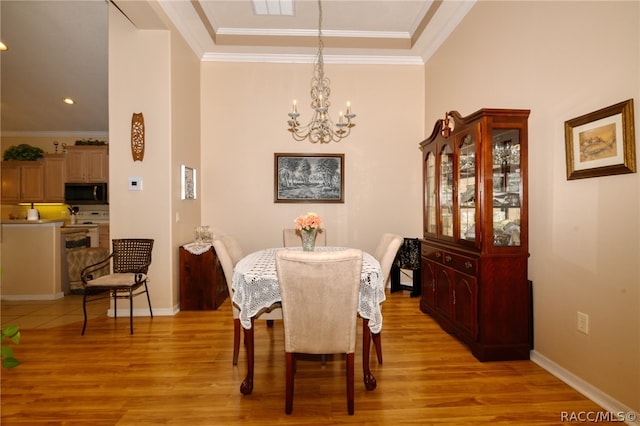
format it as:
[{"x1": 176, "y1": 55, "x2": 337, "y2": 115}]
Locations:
[{"x1": 129, "y1": 176, "x2": 143, "y2": 191}]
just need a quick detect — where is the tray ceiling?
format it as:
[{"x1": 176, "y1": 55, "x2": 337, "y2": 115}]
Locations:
[{"x1": 0, "y1": 0, "x2": 474, "y2": 136}]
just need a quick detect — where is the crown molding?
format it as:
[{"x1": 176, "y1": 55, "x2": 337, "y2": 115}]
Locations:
[
  {"x1": 202, "y1": 52, "x2": 423, "y2": 65},
  {"x1": 1, "y1": 131, "x2": 109, "y2": 139},
  {"x1": 216, "y1": 28, "x2": 411, "y2": 40}
]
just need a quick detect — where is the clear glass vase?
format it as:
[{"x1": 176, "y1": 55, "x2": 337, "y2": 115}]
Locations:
[{"x1": 301, "y1": 229, "x2": 317, "y2": 251}]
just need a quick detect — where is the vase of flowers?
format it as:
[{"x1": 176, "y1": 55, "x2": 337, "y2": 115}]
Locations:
[{"x1": 295, "y1": 212, "x2": 322, "y2": 251}]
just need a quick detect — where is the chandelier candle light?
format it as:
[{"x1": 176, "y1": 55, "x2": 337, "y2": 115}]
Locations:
[
  {"x1": 287, "y1": 0, "x2": 356, "y2": 143},
  {"x1": 295, "y1": 212, "x2": 323, "y2": 251}
]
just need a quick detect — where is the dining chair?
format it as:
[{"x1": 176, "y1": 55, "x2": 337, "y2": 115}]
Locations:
[
  {"x1": 282, "y1": 228, "x2": 327, "y2": 247},
  {"x1": 213, "y1": 235, "x2": 283, "y2": 365},
  {"x1": 80, "y1": 238, "x2": 154, "y2": 335},
  {"x1": 275, "y1": 248, "x2": 363, "y2": 415},
  {"x1": 370, "y1": 233, "x2": 404, "y2": 363}
]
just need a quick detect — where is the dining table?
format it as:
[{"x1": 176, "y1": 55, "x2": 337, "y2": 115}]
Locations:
[{"x1": 231, "y1": 246, "x2": 385, "y2": 395}]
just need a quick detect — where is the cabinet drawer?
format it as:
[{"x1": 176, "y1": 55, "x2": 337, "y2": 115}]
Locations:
[
  {"x1": 421, "y1": 243, "x2": 441, "y2": 261},
  {"x1": 442, "y1": 251, "x2": 477, "y2": 275},
  {"x1": 422, "y1": 242, "x2": 478, "y2": 275}
]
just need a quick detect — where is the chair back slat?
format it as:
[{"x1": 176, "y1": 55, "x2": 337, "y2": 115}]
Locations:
[{"x1": 112, "y1": 239, "x2": 154, "y2": 273}]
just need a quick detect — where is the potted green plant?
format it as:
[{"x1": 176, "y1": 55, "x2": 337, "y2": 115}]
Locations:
[
  {"x1": 3, "y1": 144, "x2": 44, "y2": 161},
  {"x1": 1, "y1": 325, "x2": 21, "y2": 368}
]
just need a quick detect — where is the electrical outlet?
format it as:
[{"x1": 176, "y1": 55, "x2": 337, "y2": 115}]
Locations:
[{"x1": 577, "y1": 311, "x2": 589, "y2": 335}]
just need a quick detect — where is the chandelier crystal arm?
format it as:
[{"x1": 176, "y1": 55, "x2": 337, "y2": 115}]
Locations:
[{"x1": 286, "y1": 0, "x2": 356, "y2": 143}]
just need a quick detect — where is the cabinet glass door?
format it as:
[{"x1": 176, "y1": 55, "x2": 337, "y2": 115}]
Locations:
[
  {"x1": 458, "y1": 133, "x2": 476, "y2": 242},
  {"x1": 425, "y1": 151, "x2": 437, "y2": 235},
  {"x1": 439, "y1": 143, "x2": 454, "y2": 238},
  {"x1": 492, "y1": 129, "x2": 522, "y2": 247}
]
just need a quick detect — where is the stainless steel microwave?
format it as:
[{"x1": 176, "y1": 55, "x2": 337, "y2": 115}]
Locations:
[{"x1": 64, "y1": 183, "x2": 108, "y2": 204}]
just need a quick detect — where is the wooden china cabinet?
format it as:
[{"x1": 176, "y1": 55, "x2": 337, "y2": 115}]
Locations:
[{"x1": 419, "y1": 108, "x2": 531, "y2": 361}]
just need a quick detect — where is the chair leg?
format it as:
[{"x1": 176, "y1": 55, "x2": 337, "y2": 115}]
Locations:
[
  {"x1": 372, "y1": 332, "x2": 383, "y2": 364},
  {"x1": 112, "y1": 291, "x2": 118, "y2": 319},
  {"x1": 144, "y1": 282, "x2": 153, "y2": 317},
  {"x1": 285, "y1": 352, "x2": 295, "y2": 414},
  {"x1": 81, "y1": 293, "x2": 88, "y2": 335},
  {"x1": 346, "y1": 352, "x2": 355, "y2": 415},
  {"x1": 129, "y1": 288, "x2": 134, "y2": 335},
  {"x1": 232, "y1": 318, "x2": 241, "y2": 365}
]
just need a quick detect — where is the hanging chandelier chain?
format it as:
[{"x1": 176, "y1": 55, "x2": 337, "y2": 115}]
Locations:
[
  {"x1": 286, "y1": 0, "x2": 356, "y2": 143},
  {"x1": 318, "y1": 0, "x2": 323, "y2": 39}
]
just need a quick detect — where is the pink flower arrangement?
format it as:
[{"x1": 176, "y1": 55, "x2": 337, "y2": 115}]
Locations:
[{"x1": 294, "y1": 212, "x2": 322, "y2": 232}]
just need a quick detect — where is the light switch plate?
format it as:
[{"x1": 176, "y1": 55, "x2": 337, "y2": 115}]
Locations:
[{"x1": 129, "y1": 176, "x2": 143, "y2": 191}]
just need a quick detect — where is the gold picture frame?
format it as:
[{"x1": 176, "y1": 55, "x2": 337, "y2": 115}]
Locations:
[{"x1": 564, "y1": 99, "x2": 636, "y2": 180}]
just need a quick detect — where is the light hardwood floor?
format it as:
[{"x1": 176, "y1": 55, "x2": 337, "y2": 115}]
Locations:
[{"x1": 1, "y1": 291, "x2": 609, "y2": 425}]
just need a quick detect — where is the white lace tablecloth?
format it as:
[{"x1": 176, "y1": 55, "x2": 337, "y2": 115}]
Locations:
[{"x1": 232, "y1": 247, "x2": 385, "y2": 333}]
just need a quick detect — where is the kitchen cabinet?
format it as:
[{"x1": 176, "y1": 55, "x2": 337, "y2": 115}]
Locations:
[
  {"x1": 179, "y1": 245, "x2": 228, "y2": 310},
  {"x1": 43, "y1": 154, "x2": 66, "y2": 202},
  {"x1": 419, "y1": 108, "x2": 531, "y2": 361},
  {"x1": 1, "y1": 161, "x2": 44, "y2": 203},
  {"x1": 65, "y1": 146, "x2": 108, "y2": 182}
]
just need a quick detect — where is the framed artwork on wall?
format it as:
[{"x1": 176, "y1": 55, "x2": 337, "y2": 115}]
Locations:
[
  {"x1": 564, "y1": 99, "x2": 636, "y2": 180},
  {"x1": 181, "y1": 165, "x2": 196, "y2": 200},
  {"x1": 274, "y1": 153, "x2": 344, "y2": 203}
]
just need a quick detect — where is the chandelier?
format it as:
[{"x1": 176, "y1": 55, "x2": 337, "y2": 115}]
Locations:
[{"x1": 287, "y1": 0, "x2": 356, "y2": 143}]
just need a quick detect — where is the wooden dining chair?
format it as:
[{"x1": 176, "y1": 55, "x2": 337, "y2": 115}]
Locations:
[
  {"x1": 282, "y1": 228, "x2": 327, "y2": 247},
  {"x1": 370, "y1": 233, "x2": 404, "y2": 363},
  {"x1": 275, "y1": 249, "x2": 363, "y2": 415},
  {"x1": 80, "y1": 238, "x2": 154, "y2": 335},
  {"x1": 213, "y1": 235, "x2": 283, "y2": 365}
]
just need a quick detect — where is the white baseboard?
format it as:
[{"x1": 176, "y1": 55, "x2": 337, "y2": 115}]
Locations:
[
  {"x1": 1, "y1": 292, "x2": 65, "y2": 301},
  {"x1": 531, "y1": 350, "x2": 639, "y2": 425},
  {"x1": 109, "y1": 304, "x2": 179, "y2": 317}
]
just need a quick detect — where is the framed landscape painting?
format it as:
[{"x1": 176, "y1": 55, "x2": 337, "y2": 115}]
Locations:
[
  {"x1": 274, "y1": 153, "x2": 344, "y2": 203},
  {"x1": 564, "y1": 99, "x2": 636, "y2": 180}
]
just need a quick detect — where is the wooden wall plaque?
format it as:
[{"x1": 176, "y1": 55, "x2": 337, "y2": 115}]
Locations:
[{"x1": 131, "y1": 112, "x2": 145, "y2": 161}]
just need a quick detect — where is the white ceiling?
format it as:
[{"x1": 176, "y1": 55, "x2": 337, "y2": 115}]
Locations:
[{"x1": 0, "y1": 0, "x2": 473, "y2": 136}]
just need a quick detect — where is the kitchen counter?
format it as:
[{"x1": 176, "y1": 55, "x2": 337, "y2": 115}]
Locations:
[
  {"x1": 1, "y1": 219, "x2": 65, "y2": 225},
  {"x1": 1, "y1": 221, "x2": 65, "y2": 300}
]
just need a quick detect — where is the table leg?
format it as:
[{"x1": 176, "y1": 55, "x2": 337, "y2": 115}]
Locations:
[
  {"x1": 362, "y1": 319, "x2": 377, "y2": 391},
  {"x1": 240, "y1": 318, "x2": 254, "y2": 395}
]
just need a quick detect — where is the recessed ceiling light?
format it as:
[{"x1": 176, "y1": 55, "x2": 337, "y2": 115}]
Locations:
[
  {"x1": 62, "y1": 98, "x2": 76, "y2": 105},
  {"x1": 0, "y1": 42, "x2": 7, "y2": 51},
  {"x1": 252, "y1": 0, "x2": 293, "y2": 16}
]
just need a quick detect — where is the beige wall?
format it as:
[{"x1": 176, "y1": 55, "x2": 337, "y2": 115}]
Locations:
[
  {"x1": 108, "y1": 2, "x2": 201, "y2": 314},
  {"x1": 425, "y1": 0, "x2": 639, "y2": 412},
  {"x1": 154, "y1": 0, "x2": 203, "y2": 307},
  {"x1": 201, "y1": 62, "x2": 424, "y2": 255}
]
